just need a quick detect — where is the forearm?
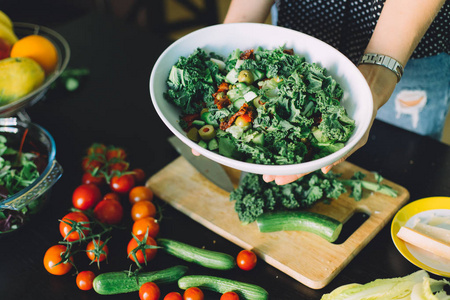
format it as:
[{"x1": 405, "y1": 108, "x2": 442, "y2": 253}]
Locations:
[
  {"x1": 363, "y1": 0, "x2": 445, "y2": 110},
  {"x1": 223, "y1": 0, "x2": 274, "y2": 24},
  {"x1": 365, "y1": 0, "x2": 446, "y2": 66}
]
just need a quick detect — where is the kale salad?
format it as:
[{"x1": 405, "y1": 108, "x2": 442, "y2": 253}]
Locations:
[{"x1": 164, "y1": 46, "x2": 355, "y2": 165}]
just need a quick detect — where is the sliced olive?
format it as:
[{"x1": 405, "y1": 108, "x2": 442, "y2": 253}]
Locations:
[
  {"x1": 198, "y1": 125, "x2": 216, "y2": 141},
  {"x1": 238, "y1": 70, "x2": 254, "y2": 84},
  {"x1": 187, "y1": 127, "x2": 200, "y2": 142}
]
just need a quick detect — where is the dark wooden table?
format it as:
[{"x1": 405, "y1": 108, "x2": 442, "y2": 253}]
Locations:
[{"x1": 1, "y1": 12, "x2": 449, "y2": 300}]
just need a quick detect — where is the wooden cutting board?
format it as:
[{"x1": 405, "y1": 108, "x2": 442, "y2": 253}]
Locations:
[{"x1": 146, "y1": 156, "x2": 409, "y2": 289}]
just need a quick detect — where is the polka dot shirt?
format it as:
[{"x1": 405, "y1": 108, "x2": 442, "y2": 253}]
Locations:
[{"x1": 274, "y1": 0, "x2": 449, "y2": 64}]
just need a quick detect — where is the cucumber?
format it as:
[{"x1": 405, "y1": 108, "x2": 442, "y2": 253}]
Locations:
[
  {"x1": 178, "y1": 275, "x2": 268, "y2": 300},
  {"x1": 157, "y1": 238, "x2": 236, "y2": 270},
  {"x1": 256, "y1": 211, "x2": 342, "y2": 243},
  {"x1": 93, "y1": 265, "x2": 188, "y2": 295}
]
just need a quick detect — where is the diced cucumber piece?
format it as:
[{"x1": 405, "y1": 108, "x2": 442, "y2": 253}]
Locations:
[
  {"x1": 201, "y1": 112, "x2": 217, "y2": 127},
  {"x1": 233, "y1": 98, "x2": 246, "y2": 110},
  {"x1": 251, "y1": 133, "x2": 265, "y2": 146},
  {"x1": 210, "y1": 58, "x2": 226, "y2": 71},
  {"x1": 192, "y1": 120, "x2": 205, "y2": 128},
  {"x1": 208, "y1": 138, "x2": 219, "y2": 151},
  {"x1": 198, "y1": 140, "x2": 207, "y2": 149},
  {"x1": 235, "y1": 59, "x2": 244, "y2": 69},
  {"x1": 251, "y1": 69, "x2": 265, "y2": 81}
]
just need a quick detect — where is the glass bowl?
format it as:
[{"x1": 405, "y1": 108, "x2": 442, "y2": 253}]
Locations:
[
  {"x1": 0, "y1": 118, "x2": 63, "y2": 235},
  {"x1": 0, "y1": 22, "x2": 71, "y2": 117}
]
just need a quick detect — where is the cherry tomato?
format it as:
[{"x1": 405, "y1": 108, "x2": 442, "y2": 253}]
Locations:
[
  {"x1": 236, "y1": 250, "x2": 257, "y2": 271},
  {"x1": 139, "y1": 282, "x2": 160, "y2": 300},
  {"x1": 93, "y1": 199, "x2": 123, "y2": 225},
  {"x1": 108, "y1": 160, "x2": 129, "y2": 173},
  {"x1": 110, "y1": 174, "x2": 135, "y2": 194},
  {"x1": 131, "y1": 200, "x2": 156, "y2": 221},
  {"x1": 59, "y1": 211, "x2": 90, "y2": 241},
  {"x1": 82, "y1": 172, "x2": 105, "y2": 186},
  {"x1": 87, "y1": 143, "x2": 106, "y2": 156},
  {"x1": 72, "y1": 184, "x2": 102, "y2": 210},
  {"x1": 220, "y1": 291, "x2": 240, "y2": 300},
  {"x1": 164, "y1": 292, "x2": 183, "y2": 300},
  {"x1": 127, "y1": 235, "x2": 157, "y2": 264},
  {"x1": 106, "y1": 147, "x2": 126, "y2": 161},
  {"x1": 81, "y1": 155, "x2": 104, "y2": 172},
  {"x1": 132, "y1": 168, "x2": 146, "y2": 184},
  {"x1": 86, "y1": 239, "x2": 109, "y2": 262},
  {"x1": 132, "y1": 217, "x2": 160, "y2": 238},
  {"x1": 76, "y1": 270, "x2": 96, "y2": 290},
  {"x1": 129, "y1": 186, "x2": 154, "y2": 205},
  {"x1": 43, "y1": 245, "x2": 73, "y2": 275},
  {"x1": 183, "y1": 287, "x2": 204, "y2": 300},
  {"x1": 103, "y1": 192, "x2": 120, "y2": 202}
]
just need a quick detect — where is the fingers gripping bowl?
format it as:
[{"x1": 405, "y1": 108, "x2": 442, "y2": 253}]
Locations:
[{"x1": 149, "y1": 23, "x2": 373, "y2": 175}]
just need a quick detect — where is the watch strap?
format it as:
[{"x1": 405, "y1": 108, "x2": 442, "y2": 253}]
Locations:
[{"x1": 358, "y1": 53, "x2": 404, "y2": 82}]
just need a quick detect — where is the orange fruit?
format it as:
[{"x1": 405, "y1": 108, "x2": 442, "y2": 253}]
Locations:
[{"x1": 10, "y1": 35, "x2": 58, "y2": 74}]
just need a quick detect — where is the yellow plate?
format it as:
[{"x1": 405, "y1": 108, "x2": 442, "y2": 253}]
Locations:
[{"x1": 391, "y1": 197, "x2": 450, "y2": 277}]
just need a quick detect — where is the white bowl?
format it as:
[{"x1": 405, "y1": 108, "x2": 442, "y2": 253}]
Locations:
[{"x1": 149, "y1": 23, "x2": 373, "y2": 175}]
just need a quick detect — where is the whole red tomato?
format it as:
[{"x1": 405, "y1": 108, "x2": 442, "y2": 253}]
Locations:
[
  {"x1": 59, "y1": 211, "x2": 90, "y2": 241},
  {"x1": 108, "y1": 160, "x2": 129, "y2": 173},
  {"x1": 43, "y1": 245, "x2": 73, "y2": 275},
  {"x1": 110, "y1": 174, "x2": 135, "y2": 194},
  {"x1": 164, "y1": 292, "x2": 183, "y2": 300},
  {"x1": 132, "y1": 217, "x2": 160, "y2": 238},
  {"x1": 132, "y1": 168, "x2": 146, "y2": 184},
  {"x1": 183, "y1": 287, "x2": 204, "y2": 300},
  {"x1": 76, "y1": 270, "x2": 96, "y2": 290},
  {"x1": 72, "y1": 184, "x2": 102, "y2": 210},
  {"x1": 127, "y1": 235, "x2": 157, "y2": 264},
  {"x1": 220, "y1": 291, "x2": 240, "y2": 300},
  {"x1": 106, "y1": 147, "x2": 127, "y2": 161},
  {"x1": 81, "y1": 155, "x2": 104, "y2": 172},
  {"x1": 102, "y1": 192, "x2": 120, "y2": 202},
  {"x1": 82, "y1": 172, "x2": 105, "y2": 186},
  {"x1": 236, "y1": 250, "x2": 257, "y2": 271},
  {"x1": 86, "y1": 239, "x2": 109, "y2": 262},
  {"x1": 131, "y1": 200, "x2": 156, "y2": 221},
  {"x1": 139, "y1": 282, "x2": 160, "y2": 300},
  {"x1": 93, "y1": 199, "x2": 123, "y2": 225}
]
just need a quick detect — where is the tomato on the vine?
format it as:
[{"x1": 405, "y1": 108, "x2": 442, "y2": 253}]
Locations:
[
  {"x1": 236, "y1": 250, "x2": 257, "y2": 271},
  {"x1": 129, "y1": 186, "x2": 154, "y2": 205},
  {"x1": 86, "y1": 239, "x2": 109, "y2": 262},
  {"x1": 164, "y1": 292, "x2": 183, "y2": 300},
  {"x1": 87, "y1": 143, "x2": 106, "y2": 156},
  {"x1": 132, "y1": 168, "x2": 146, "y2": 184},
  {"x1": 81, "y1": 155, "x2": 104, "y2": 172},
  {"x1": 76, "y1": 270, "x2": 96, "y2": 290},
  {"x1": 139, "y1": 282, "x2": 160, "y2": 300},
  {"x1": 106, "y1": 147, "x2": 126, "y2": 161},
  {"x1": 110, "y1": 174, "x2": 135, "y2": 194},
  {"x1": 59, "y1": 211, "x2": 90, "y2": 241},
  {"x1": 72, "y1": 184, "x2": 102, "y2": 210},
  {"x1": 102, "y1": 192, "x2": 120, "y2": 202},
  {"x1": 82, "y1": 172, "x2": 105, "y2": 186},
  {"x1": 132, "y1": 217, "x2": 159, "y2": 238},
  {"x1": 43, "y1": 245, "x2": 73, "y2": 275},
  {"x1": 220, "y1": 291, "x2": 240, "y2": 300},
  {"x1": 127, "y1": 234, "x2": 158, "y2": 264},
  {"x1": 93, "y1": 199, "x2": 123, "y2": 225},
  {"x1": 183, "y1": 287, "x2": 204, "y2": 300},
  {"x1": 108, "y1": 160, "x2": 129, "y2": 173},
  {"x1": 131, "y1": 200, "x2": 156, "y2": 221}
]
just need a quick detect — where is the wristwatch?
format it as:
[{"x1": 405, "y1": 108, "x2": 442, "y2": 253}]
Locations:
[{"x1": 358, "y1": 53, "x2": 404, "y2": 82}]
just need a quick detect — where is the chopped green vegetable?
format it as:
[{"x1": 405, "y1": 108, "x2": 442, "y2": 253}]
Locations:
[
  {"x1": 165, "y1": 46, "x2": 355, "y2": 165},
  {"x1": 230, "y1": 170, "x2": 397, "y2": 224},
  {"x1": 321, "y1": 270, "x2": 450, "y2": 300}
]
